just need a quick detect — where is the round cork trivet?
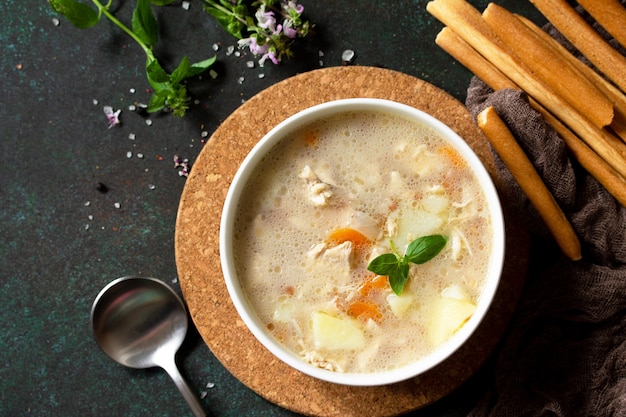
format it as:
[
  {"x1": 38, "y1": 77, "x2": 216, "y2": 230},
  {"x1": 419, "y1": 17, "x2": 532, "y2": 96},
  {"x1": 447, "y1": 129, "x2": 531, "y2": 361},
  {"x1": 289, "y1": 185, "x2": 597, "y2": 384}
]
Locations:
[{"x1": 175, "y1": 66, "x2": 529, "y2": 417}]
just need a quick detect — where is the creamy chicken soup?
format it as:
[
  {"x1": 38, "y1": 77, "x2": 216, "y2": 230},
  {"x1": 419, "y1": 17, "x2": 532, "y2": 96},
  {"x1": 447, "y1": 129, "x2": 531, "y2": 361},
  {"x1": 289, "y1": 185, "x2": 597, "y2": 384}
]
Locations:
[{"x1": 232, "y1": 110, "x2": 493, "y2": 374}]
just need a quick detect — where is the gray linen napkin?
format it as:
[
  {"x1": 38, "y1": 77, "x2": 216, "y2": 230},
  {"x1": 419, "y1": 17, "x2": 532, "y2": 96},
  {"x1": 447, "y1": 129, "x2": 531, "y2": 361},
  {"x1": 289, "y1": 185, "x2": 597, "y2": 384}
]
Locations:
[{"x1": 464, "y1": 4, "x2": 626, "y2": 416}]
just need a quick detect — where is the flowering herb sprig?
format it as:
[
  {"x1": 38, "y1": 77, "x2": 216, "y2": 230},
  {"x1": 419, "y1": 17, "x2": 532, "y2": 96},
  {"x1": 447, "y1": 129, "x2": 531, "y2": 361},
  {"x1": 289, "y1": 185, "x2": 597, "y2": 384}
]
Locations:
[
  {"x1": 49, "y1": 0, "x2": 216, "y2": 117},
  {"x1": 368, "y1": 235, "x2": 447, "y2": 295},
  {"x1": 203, "y1": 0, "x2": 311, "y2": 66}
]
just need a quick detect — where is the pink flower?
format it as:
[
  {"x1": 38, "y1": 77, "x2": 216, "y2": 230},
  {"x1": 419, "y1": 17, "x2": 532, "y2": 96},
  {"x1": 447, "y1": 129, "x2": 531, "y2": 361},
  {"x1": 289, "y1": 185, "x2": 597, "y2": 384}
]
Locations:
[
  {"x1": 259, "y1": 51, "x2": 279, "y2": 66},
  {"x1": 255, "y1": 7, "x2": 277, "y2": 32},
  {"x1": 238, "y1": 36, "x2": 269, "y2": 55},
  {"x1": 285, "y1": 1, "x2": 304, "y2": 14},
  {"x1": 103, "y1": 106, "x2": 121, "y2": 129},
  {"x1": 282, "y1": 21, "x2": 297, "y2": 38}
]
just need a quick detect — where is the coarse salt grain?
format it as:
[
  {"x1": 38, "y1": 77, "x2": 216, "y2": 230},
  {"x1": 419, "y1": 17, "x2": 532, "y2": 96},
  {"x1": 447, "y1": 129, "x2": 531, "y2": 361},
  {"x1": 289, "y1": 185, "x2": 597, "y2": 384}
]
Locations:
[
  {"x1": 127, "y1": 151, "x2": 133, "y2": 158},
  {"x1": 137, "y1": 153, "x2": 144, "y2": 159},
  {"x1": 182, "y1": 1, "x2": 190, "y2": 10},
  {"x1": 114, "y1": 202, "x2": 121, "y2": 209},
  {"x1": 246, "y1": 61, "x2": 254, "y2": 68},
  {"x1": 212, "y1": 43, "x2": 219, "y2": 51},
  {"x1": 342, "y1": 49, "x2": 355, "y2": 63},
  {"x1": 128, "y1": 133, "x2": 136, "y2": 140},
  {"x1": 145, "y1": 119, "x2": 153, "y2": 126}
]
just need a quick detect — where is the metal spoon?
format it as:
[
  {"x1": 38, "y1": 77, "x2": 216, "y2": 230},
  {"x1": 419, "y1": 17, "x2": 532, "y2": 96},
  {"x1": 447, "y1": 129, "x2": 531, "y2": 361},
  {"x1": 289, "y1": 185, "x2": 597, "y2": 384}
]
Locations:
[{"x1": 91, "y1": 276, "x2": 206, "y2": 417}]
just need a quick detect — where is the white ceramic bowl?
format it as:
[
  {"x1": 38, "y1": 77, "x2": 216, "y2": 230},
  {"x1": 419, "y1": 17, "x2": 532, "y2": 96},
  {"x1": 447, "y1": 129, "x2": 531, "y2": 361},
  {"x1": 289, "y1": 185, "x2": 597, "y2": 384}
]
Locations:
[{"x1": 220, "y1": 98, "x2": 505, "y2": 386}]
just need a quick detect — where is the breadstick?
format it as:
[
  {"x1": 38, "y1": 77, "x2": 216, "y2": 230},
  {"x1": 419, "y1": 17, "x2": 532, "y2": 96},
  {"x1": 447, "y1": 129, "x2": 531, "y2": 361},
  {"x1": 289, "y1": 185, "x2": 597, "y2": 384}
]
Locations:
[
  {"x1": 436, "y1": 27, "x2": 626, "y2": 207},
  {"x1": 516, "y1": 14, "x2": 626, "y2": 143},
  {"x1": 426, "y1": 0, "x2": 626, "y2": 179},
  {"x1": 477, "y1": 106, "x2": 582, "y2": 260},
  {"x1": 577, "y1": 0, "x2": 626, "y2": 49},
  {"x1": 482, "y1": 3, "x2": 614, "y2": 128},
  {"x1": 435, "y1": 28, "x2": 518, "y2": 91},
  {"x1": 530, "y1": 0, "x2": 626, "y2": 94}
]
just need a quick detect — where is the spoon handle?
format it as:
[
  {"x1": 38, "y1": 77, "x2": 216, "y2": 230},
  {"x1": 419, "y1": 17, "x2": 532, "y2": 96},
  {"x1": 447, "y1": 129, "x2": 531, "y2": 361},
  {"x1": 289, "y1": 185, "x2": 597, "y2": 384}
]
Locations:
[{"x1": 161, "y1": 357, "x2": 207, "y2": 417}]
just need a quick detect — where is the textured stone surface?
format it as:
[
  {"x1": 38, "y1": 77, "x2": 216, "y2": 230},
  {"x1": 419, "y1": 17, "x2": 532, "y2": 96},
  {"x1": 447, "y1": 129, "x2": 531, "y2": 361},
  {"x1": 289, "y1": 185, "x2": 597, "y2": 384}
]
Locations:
[{"x1": 0, "y1": 1, "x2": 544, "y2": 416}]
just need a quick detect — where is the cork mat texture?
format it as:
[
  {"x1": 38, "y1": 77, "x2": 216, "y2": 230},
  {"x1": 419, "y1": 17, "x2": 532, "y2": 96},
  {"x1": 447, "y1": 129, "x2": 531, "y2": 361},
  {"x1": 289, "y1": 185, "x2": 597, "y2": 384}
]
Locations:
[{"x1": 175, "y1": 66, "x2": 529, "y2": 417}]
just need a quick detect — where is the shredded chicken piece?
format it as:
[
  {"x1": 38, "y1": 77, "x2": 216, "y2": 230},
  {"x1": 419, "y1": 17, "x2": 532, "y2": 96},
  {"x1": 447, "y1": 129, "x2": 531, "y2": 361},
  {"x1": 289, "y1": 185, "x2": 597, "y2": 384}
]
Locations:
[
  {"x1": 450, "y1": 228, "x2": 473, "y2": 261},
  {"x1": 306, "y1": 241, "x2": 354, "y2": 284},
  {"x1": 300, "y1": 350, "x2": 344, "y2": 372},
  {"x1": 299, "y1": 165, "x2": 333, "y2": 206},
  {"x1": 386, "y1": 210, "x2": 399, "y2": 237}
]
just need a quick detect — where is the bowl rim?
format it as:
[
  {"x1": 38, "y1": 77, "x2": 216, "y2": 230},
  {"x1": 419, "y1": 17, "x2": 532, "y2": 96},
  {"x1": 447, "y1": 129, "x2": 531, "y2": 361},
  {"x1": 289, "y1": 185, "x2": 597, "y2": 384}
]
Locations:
[{"x1": 220, "y1": 98, "x2": 505, "y2": 386}]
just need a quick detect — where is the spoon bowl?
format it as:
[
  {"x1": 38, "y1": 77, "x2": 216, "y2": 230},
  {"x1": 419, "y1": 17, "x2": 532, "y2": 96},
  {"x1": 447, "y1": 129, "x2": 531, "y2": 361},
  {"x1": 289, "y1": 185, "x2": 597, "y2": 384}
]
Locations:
[{"x1": 91, "y1": 276, "x2": 206, "y2": 417}]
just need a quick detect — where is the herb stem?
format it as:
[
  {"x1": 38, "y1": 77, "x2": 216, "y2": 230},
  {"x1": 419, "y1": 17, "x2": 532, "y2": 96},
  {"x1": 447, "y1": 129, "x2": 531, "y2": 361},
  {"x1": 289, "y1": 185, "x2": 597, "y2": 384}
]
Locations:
[
  {"x1": 202, "y1": 0, "x2": 247, "y2": 26},
  {"x1": 91, "y1": 0, "x2": 155, "y2": 60}
]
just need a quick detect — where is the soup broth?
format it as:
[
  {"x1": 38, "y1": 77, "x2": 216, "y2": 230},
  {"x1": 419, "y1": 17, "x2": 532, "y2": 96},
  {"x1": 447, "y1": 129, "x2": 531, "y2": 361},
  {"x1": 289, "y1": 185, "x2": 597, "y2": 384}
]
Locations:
[{"x1": 232, "y1": 110, "x2": 493, "y2": 374}]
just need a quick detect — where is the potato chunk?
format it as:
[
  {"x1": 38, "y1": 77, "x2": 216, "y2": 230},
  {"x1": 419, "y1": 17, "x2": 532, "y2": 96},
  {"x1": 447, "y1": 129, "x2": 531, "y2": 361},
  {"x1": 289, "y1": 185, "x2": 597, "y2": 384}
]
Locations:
[
  {"x1": 428, "y1": 296, "x2": 476, "y2": 346},
  {"x1": 394, "y1": 209, "x2": 444, "y2": 249},
  {"x1": 311, "y1": 312, "x2": 366, "y2": 350},
  {"x1": 386, "y1": 293, "x2": 414, "y2": 317}
]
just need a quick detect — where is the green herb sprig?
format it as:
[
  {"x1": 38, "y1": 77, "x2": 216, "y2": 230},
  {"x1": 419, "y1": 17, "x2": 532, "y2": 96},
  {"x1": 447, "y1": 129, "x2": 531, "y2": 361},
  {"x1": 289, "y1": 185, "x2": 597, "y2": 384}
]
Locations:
[
  {"x1": 49, "y1": 0, "x2": 216, "y2": 117},
  {"x1": 367, "y1": 235, "x2": 447, "y2": 296}
]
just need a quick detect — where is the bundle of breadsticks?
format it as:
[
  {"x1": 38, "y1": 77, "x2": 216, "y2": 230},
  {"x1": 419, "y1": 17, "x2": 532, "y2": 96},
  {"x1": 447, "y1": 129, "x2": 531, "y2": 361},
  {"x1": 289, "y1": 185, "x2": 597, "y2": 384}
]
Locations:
[
  {"x1": 427, "y1": 0, "x2": 626, "y2": 261},
  {"x1": 426, "y1": 1, "x2": 626, "y2": 415}
]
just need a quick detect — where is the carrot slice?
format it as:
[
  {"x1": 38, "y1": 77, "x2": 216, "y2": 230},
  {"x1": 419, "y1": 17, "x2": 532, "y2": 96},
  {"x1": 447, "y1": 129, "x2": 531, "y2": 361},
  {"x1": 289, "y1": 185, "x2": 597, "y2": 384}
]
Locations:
[
  {"x1": 302, "y1": 130, "x2": 318, "y2": 147},
  {"x1": 347, "y1": 300, "x2": 382, "y2": 323},
  {"x1": 358, "y1": 274, "x2": 390, "y2": 296},
  {"x1": 438, "y1": 145, "x2": 466, "y2": 168},
  {"x1": 327, "y1": 228, "x2": 371, "y2": 247}
]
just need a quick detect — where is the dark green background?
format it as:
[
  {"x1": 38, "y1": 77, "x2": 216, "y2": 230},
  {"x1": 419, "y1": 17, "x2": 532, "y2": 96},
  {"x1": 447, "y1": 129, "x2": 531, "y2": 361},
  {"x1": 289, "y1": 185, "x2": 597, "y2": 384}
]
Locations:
[{"x1": 1, "y1": 1, "x2": 546, "y2": 416}]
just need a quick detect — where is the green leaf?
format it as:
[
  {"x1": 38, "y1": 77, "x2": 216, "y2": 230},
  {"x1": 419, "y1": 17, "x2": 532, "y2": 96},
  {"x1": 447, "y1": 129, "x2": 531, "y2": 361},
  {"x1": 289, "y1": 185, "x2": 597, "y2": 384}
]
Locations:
[
  {"x1": 132, "y1": 0, "x2": 158, "y2": 47},
  {"x1": 146, "y1": 59, "x2": 170, "y2": 84},
  {"x1": 48, "y1": 0, "x2": 100, "y2": 29},
  {"x1": 367, "y1": 235, "x2": 447, "y2": 295},
  {"x1": 170, "y1": 56, "x2": 191, "y2": 86},
  {"x1": 170, "y1": 55, "x2": 217, "y2": 85},
  {"x1": 147, "y1": 91, "x2": 167, "y2": 113},
  {"x1": 405, "y1": 235, "x2": 447, "y2": 265},
  {"x1": 187, "y1": 55, "x2": 217, "y2": 77},
  {"x1": 367, "y1": 253, "x2": 401, "y2": 276},
  {"x1": 388, "y1": 263, "x2": 410, "y2": 296},
  {"x1": 203, "y1": 1, "x2": 248, "y2": 39}
]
